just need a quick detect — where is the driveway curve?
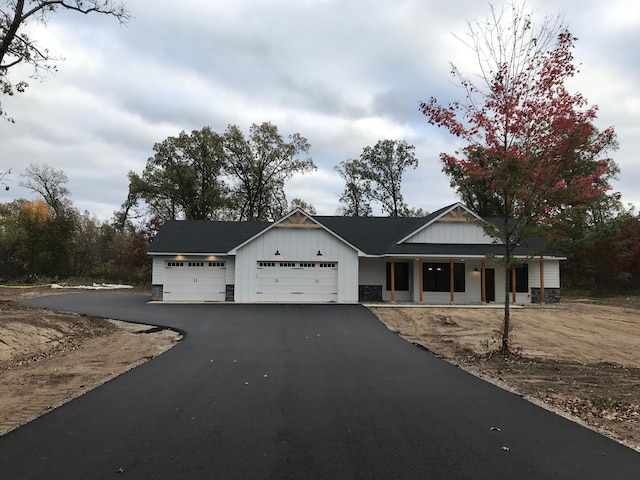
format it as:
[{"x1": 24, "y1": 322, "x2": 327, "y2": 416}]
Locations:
[{"x1": 0, "y1": 293, "x2": 638, "y2": 479}]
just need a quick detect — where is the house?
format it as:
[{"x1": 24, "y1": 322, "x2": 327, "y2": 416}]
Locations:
[{"x1": 147, "y1": 203, "x2": 564, "y2": 304}]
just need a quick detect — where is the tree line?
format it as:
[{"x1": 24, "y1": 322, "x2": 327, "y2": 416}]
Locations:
[{"x1": 0, "y1": 164, "x2": 152, "y2": 284}]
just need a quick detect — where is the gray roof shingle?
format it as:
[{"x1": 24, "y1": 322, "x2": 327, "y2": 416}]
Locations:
[
  {"x1": 148, "y1": 220, "x2": 270, "y2": 254},
  {"x1": 148, "y1": 204, "x2": 561, "y2": 258}
]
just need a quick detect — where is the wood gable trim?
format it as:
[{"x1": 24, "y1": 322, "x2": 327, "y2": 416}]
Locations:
[
  {"x1": 436, "y1": 205, "x2": 473, "y2": 223},
  {"x1": 274, "y1": 210, "x2": 320, "y2": 229}
]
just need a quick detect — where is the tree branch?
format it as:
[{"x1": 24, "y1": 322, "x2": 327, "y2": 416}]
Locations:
[{"x1": 20, "y1": 1, "x2": 130, "y2": 25}]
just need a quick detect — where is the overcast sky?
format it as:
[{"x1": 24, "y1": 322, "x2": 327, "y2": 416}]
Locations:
[{"x1": 1, "y1": 0, "x2": 638, "y2": 220}]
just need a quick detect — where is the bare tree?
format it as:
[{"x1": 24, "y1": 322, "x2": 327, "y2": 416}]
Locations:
[
  {"x1": 20, "y1": 163, "x2": 71, "y2": 216},
  {"x1": 0, "y1": 0, "x2": 130, "y2": 121}
]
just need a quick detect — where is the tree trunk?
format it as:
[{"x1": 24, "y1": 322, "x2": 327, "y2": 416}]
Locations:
[
  {"x1": 501, "y1": 210, "x2": 512, "y2": 353},
  {"x1": 502, "y1": 263, "x2": 510, "y2": 352}
]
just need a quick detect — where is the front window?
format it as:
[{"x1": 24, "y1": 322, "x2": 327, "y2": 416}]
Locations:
[
  {"x1": 423, "y1": 262, "x2": 465, "y2": 292},
  {"x1": 386, "y1": 262, "x2": 409, "y2": 291},
  {"x1": 510, "y1": 264, "x2": 529, "y2": 293}
]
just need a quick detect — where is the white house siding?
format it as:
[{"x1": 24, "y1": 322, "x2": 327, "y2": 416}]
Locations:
[
  {"x1": 358, "y1": 258, "x2": 385, "y2": 300},
  {"x1": 404, "y1": 221, "x2": 496, "y2": 244},
  {"x1": 529, "y1": 259, "x2": 561, "y2": 288},
  {"x1": 234, "y1": 227, "x2": 359, "y2": 303},
  {"x1": 152, "y1": 257, "x2": 165, "y2": 285},
  {"x1": 225, "y1": 258, "x2": 236, "y2": 285},
  {"x1": 359, "y1": 258, "x2": 382, "y2": 285}
]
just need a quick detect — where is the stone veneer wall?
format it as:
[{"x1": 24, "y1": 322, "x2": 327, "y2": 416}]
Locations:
[
  {"x1": 359, "y1": 285, "x2": 382, "y2": 302},
  {"x1": 151, "y1": 285, "x2": 163, "y2": 301},
  {"x1": 225, "y1": 285, "x2": 235, "y2": 302},
  {"x1": 531, "y1": 287, "x2": 560, "y2": 304}
]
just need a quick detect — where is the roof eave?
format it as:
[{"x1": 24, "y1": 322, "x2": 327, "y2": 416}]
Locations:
[{"x1": 147, "y1": 251, "x2": 232, "y2": 256}]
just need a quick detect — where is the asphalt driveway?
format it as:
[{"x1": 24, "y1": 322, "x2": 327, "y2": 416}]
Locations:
[{"x1": 1, "y1": 293, "x2": 639, "y2": 479}]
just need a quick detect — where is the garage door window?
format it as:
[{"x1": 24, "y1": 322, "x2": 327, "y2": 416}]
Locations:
[
  {"x1": 255, "y1": 260, "x2": 338, "y2": 302},
  {"x1": 166, "y1": 261, "x2": 184, "y2": 267}
]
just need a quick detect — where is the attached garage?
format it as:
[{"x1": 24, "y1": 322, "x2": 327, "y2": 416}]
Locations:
[
  {"x1": 163, "y1": 260, "x2": 227, "y2": 302},
  {"x1": 255, "y1": 261, "x2": 338, "y2": 302}
]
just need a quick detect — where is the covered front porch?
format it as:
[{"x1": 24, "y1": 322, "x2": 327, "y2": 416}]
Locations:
[{"x1": 358, "y1": 256, "x2": 557, "y2": 305}]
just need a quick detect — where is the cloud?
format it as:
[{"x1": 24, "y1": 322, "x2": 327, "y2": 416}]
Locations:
[{"x1": 0, "y1": 0, "x2": 638, "y2": 219}]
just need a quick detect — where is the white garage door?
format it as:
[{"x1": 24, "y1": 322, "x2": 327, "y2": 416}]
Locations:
[
  {"x1": 256, "y1": 261, "x2": 338, "y2": 302},
  {"x1": 163, "y1": 261, "x2": 227, "y2": 302}
]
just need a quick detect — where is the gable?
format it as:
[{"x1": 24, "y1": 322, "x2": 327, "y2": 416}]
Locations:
[
  {"x1": 403, "y1": 220, "x2": 496, "y2": 244},
  {"x1": 236, "y1": 224, "x2": 358, "y2": 259},
  {"x1": 399, "y1": 203, "x2": 497, "y2": 245},
  {"x1": 229, "y1": 208, "x2": 364, "y2": 255}
]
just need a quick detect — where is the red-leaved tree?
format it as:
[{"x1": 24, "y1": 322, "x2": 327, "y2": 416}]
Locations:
[{"x1": 420, "y1": 2, "x2": 618, "y2": 352}]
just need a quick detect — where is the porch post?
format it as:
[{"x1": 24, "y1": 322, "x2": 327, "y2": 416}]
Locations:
[
  {"x1": 449, "y1": 259, "x2": 454, "y2": 304},
  {"x1": 419, "y1": 259, "x2": 423, "y2": 304},
  {"x1": 540, "y1": 258, "x2": 545, "y2": 305},
  {"x1": 511, "y1": 267, "x2": 517, "y2": 304},
  {"x1": 481, "y1": 259, "x2": 486, "y2": 304},
  {"x1": 391, "y1": 259, "x2": 395, "y2": 304}
]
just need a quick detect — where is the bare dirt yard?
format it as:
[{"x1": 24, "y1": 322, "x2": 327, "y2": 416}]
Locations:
[
  {"x1": 0, "y1": 286, "x2": 181, "y2": 435},
  {"x1": 371, "y1": 300, "x2": 640, "y2": 452},
  {"x1": 1, "y1": 287, "x2": 639, "y2": 455}
]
